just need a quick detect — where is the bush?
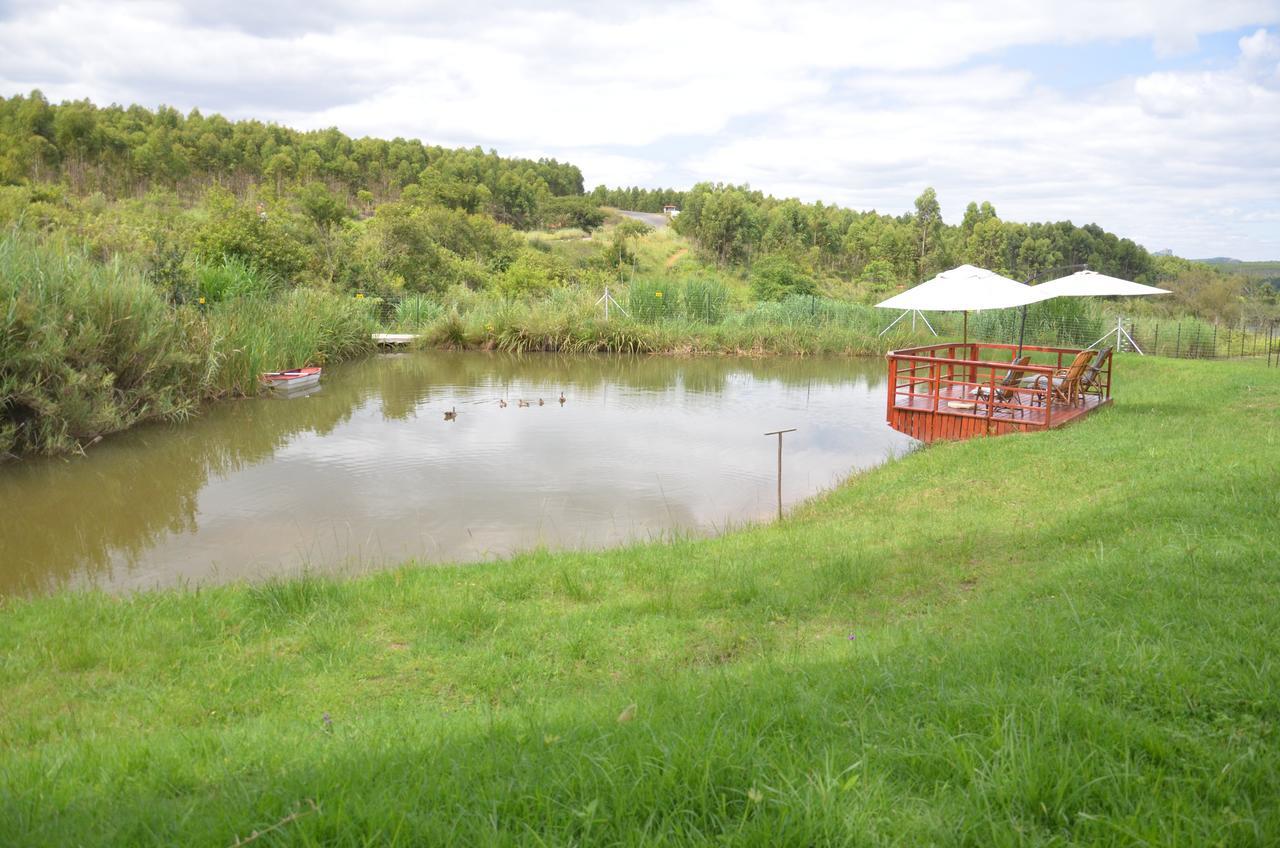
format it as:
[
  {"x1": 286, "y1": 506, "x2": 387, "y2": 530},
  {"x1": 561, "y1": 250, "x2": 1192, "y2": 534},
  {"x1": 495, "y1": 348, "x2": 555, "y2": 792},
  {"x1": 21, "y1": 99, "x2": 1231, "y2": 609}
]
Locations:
[
  {"x1": 750, "y1": 255, "x2": 816, "y2": 301},
  {"x1": 495, "y1": 251, "x2": 567, "y2": 300},
  {"x1": 193, "y1": 188, "x2": 306, "y2": 280},
  {"x1": 540, "y1": 196, "x2": 605, "y2": 232}
]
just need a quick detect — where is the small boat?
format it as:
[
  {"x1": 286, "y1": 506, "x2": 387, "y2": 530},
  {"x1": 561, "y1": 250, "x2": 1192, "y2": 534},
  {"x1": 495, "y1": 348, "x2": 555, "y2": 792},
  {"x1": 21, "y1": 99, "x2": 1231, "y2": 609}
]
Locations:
[{"x1": 261, "y1": 366, "x2": 322, "y2": 394}]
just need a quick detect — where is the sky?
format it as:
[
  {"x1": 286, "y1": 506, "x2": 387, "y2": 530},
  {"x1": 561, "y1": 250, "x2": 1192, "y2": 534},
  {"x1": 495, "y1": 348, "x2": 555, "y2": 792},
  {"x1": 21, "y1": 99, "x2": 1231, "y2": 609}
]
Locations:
[{"x1": 1, "y1": 1, "x2": 1279, "y2": 259}]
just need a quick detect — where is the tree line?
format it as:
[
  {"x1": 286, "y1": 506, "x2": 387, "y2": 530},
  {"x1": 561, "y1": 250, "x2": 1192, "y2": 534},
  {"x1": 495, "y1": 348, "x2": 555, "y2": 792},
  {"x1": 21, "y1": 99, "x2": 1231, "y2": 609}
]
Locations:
[
  {"x1": 3, "y1": 92, "x2": 1272, "y2": 323},
  {"x1": 0, "y1": 91, "x2": 584, "y2": 228},
  {"x1": 674, "y1": 183, "x2": 1151, "y2": 286},
  {"x1": 670, "y1": 183, "x2": 1275, "y2": 322},
  {"x1": 588, "y1": 185, "x2": 685, "y2": 213}
]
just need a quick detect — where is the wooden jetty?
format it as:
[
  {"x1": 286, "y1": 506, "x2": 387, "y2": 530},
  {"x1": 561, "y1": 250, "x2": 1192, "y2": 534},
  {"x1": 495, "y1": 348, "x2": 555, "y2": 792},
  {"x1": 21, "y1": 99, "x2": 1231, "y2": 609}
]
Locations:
[
  {"x1": 372, "y1": 333, "x2": 419, "y2": 347},
  {"x1": 885, "y1": 342, "x2": 1111, "y2": 443}
]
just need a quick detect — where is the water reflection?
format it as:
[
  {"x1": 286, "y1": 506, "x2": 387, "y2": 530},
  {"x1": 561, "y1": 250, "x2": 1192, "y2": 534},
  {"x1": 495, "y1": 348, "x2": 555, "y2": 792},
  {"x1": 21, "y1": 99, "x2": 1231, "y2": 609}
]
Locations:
[{"x1": 0, "y1": 352, "x2": 911, "y2": 596}]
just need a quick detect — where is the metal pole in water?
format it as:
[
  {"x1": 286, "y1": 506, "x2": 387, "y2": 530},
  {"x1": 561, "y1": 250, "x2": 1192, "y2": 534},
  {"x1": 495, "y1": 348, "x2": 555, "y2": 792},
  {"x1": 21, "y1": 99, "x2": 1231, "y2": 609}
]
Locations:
[{"x1": 764, "y1": 429, "x2": 797, "y2": 521}]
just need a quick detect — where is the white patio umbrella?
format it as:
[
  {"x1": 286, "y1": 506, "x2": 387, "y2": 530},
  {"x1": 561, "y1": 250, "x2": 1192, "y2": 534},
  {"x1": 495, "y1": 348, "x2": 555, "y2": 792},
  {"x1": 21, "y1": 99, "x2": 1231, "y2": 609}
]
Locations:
[
  {"x1": 1028, "y1": 270, "x2": 1171, "y2": 300},
  {"x1": 1020, "y1": 270, "x2": 1171, "y2": 355},
  {"x1": 876, "y1": 264, "x2": 1042, "y2": 344}
]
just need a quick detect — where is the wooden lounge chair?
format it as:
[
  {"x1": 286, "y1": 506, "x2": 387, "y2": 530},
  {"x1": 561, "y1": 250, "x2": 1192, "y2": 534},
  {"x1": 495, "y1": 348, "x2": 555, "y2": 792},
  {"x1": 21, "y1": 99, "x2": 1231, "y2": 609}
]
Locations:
[
  {"x1": 970, "y1": 356, "x2": 1031, "y2": 415},
  {"x1": 1028, "y1": 350, "x2": 1095, "y2": 406},
  {"x1": 1079, "y1": 346, "x2": 1113, "y2": 399}
]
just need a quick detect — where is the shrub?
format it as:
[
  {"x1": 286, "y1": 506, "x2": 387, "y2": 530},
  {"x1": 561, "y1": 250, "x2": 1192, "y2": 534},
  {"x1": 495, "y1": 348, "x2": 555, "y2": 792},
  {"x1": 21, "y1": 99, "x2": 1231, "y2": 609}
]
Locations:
[
  {"x1": 193, "y1": 188, "x2": 307, "y2": 280},
  {"x1": 750, "y1": 255, "x2": 816, "y2": 301},
  {"x1": 495, "y1": 251, "x2": 565, "y2": 300},
  {"x1": 540, "y1": 196, "x2": 605, "y2": 232}
]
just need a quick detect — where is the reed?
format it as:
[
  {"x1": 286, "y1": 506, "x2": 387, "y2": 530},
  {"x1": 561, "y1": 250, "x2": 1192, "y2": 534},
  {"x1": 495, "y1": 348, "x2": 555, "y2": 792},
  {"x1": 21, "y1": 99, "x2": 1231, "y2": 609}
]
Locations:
[
  {"x1": 203, "y1": 290, "x2": 378, "y2": 396},
  {"x1": 0, "y1": 232, "x2": 210, "y2": 455},
  {"x1": 0, "y1": 232, "x2": 379, "y2": 455},
  {"x1": 390, "y1": 287, "x2": 930, "y2": 356},
  {"x1": 193, "y1": 255, "x2": 279, "y2": 302}
]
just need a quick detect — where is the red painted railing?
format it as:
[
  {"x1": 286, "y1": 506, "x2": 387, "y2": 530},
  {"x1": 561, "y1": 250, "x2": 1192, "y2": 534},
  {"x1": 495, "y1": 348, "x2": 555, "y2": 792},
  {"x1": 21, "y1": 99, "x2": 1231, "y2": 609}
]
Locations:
[{"x1": 886, "y1": 342, "x2": 1112, "y2": 430}]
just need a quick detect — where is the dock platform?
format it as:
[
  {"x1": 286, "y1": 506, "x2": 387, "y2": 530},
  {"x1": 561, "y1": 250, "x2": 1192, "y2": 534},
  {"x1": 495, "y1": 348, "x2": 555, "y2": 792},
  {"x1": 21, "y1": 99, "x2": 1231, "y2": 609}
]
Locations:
[
  {"x1": 886, "y1": 342, "x2": 1112, "y2": 443},
  {"x1": 372, "y1": 333, "x2": 419, "y2": 346}
]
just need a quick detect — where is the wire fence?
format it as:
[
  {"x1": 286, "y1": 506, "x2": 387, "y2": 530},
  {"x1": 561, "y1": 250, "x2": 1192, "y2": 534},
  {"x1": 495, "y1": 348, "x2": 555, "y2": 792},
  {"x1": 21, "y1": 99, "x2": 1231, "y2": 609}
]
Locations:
[
  {"x1": 365, "y1": 291, "x2": 1280, "y2": 363},
  {"x1": 894, "y1": 311, "x2": 1280, "y2": 361}
]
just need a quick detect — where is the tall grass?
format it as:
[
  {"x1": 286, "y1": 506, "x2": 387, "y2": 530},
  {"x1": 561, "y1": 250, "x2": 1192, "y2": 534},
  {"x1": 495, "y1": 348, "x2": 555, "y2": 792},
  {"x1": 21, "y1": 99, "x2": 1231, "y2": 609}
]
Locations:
[
  {"x1": 391, "y1": 294, "x2": 444, "y2": 328},
  {"x1": 680, "y1": 278, "x2": 730, "y2": 324},
  {"x1": 204, "y1": 290, "x2": 377, "y2": 395},
  {"x1": 0, "y1": 232, "x2": 210, "y2": 455},
  {"x1": 392, "y1": 287, "x2": 931, "y2": 356},
  {"x1": 193, "y1": 255, "x2": 278, "y2": 302},
  {"x1": 1, "y1": 232, "x2": 379, "y2": 455}
]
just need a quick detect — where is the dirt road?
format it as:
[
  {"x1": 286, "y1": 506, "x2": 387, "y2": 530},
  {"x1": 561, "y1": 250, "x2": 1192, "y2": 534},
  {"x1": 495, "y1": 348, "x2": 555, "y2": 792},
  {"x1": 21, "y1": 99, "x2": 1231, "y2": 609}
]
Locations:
[{"x1": 617, "y1": 210, "x2": 669, "y2": 229}]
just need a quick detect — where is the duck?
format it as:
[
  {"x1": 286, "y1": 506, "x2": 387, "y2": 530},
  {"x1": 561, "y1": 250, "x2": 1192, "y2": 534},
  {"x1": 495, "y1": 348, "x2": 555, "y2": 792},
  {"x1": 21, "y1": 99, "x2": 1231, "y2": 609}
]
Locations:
[
  {"x1": 517, "y1": 399, "x2": 530, "y2": 408},
  {"x1": 443, "y1": 407, "x2": 457, "y2": 421},
  {"x1": 558, "y1": 392, "x2": 566, "y2": 405},
  {"x1": 498, "y1": 399, "x2": 507, "y2": 408},
  {"x1": 538, "y1": 398, "x2": 545, "y2": 406}
]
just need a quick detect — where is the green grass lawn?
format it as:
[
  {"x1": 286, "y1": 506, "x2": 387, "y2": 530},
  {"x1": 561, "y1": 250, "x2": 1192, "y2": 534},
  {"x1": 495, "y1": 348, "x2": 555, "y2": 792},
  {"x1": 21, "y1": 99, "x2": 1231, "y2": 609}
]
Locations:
[{"x1": 2, "y1": 357, "x2": 1278, "y2": 845}]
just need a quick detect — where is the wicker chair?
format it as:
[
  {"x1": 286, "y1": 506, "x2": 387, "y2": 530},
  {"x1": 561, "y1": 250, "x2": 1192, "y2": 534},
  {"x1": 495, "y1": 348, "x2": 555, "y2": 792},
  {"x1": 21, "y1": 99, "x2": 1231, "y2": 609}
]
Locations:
[
  {"x1": 1079, "y1": 347, "x2": 1113, "y2": 399},
  {"x1": 970, "y1": 356, "x2": 1032, "y2": 416},
  {"x1": 1028, "y1": 350, "x2": 1095, "y2": 406}
]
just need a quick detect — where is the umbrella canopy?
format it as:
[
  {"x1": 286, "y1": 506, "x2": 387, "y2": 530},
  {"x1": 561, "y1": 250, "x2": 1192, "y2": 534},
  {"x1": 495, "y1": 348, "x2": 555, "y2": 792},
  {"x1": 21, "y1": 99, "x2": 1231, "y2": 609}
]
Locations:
[
  {"x1": 1027, "y1": 270, "x2": 1170, "y2": 301},
  {"x1": 875, "y1": 264, "x2": 1043, "y2": 312},
  {"x1": 1013, "y1": 270, "x2": 1171, "y2": 356}
]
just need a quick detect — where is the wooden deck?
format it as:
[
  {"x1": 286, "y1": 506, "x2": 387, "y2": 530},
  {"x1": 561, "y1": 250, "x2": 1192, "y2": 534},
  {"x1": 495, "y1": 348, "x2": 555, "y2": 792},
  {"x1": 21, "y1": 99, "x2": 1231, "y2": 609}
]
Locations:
[{"x1": 886, "y1": 342, "x2": 1112, "y2": 443}]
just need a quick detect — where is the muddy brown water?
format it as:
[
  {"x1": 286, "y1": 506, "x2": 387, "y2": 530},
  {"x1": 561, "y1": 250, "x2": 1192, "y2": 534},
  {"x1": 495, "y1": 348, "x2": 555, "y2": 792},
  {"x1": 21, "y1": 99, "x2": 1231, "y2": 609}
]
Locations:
[{"x1": 0, "y1": 352, "x2": 913, "y2": 596}]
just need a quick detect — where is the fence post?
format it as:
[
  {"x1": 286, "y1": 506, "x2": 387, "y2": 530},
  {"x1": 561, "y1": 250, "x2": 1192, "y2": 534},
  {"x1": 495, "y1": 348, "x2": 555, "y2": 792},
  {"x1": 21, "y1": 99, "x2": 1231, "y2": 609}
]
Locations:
[
  {"x1": 1152, "y1": 323, "x2": 1159, "y2": 357},
  {"x1": 1175, "y1": 323, "x2": 1181, "y2": 358},
  {"x1": 1212, "y1": 323, "x2": 1218, "y2": 358},
  {"x1": 1241, "y1": 321, "x2": 1246, "y2": 357}
]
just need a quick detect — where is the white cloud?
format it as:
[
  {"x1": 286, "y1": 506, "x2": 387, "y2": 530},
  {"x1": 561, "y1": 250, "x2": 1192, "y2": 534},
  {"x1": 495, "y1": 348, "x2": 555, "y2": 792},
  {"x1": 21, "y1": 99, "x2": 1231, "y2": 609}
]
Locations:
[{"x1": 0, "y1": 1, "x2": 1278, "y2": 257}]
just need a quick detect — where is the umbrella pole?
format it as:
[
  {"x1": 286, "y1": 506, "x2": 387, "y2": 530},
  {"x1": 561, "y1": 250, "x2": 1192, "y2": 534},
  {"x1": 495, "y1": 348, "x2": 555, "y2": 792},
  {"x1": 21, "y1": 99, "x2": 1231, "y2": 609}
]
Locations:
[
  {"x1": 1017, "y1": 305, "x2": 1027, "y2": 358},
  {"x1": 963, "y1": 312, "x2": 968, "y2": 346}
]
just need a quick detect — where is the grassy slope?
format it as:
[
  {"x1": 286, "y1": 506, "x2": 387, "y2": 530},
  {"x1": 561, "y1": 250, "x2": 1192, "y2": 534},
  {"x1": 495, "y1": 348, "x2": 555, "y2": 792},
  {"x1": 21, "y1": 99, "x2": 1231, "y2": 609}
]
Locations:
[{"x1": 1, "y1": 358, "x2": 1278, "y2": 845}]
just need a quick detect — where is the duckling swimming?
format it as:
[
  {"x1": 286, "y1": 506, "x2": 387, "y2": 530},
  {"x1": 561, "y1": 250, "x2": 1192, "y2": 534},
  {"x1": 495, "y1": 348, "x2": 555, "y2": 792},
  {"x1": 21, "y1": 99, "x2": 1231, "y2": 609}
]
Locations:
[
  {"x1": 558, "y1": 391, "x2": 566, "y2": 405},
  {"x1": 443, "y1": 407, "x2": 457, "y2": 421},
  {"x1": 498, "y1": 399, "x2": 507, "y2": 408},
  {"x1": 538, "y1": 398, "x2": 545, "y2": 406},
  {"x1": 517, "y1": 399, "x2": 530, "y2": 408}
]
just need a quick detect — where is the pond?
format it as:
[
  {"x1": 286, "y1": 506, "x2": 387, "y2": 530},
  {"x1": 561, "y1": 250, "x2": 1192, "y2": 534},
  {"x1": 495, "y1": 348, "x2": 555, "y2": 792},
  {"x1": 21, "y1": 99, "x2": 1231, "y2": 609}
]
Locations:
[{"x1": 0, "y1": 352, "x2": 913, "y2": 596}]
